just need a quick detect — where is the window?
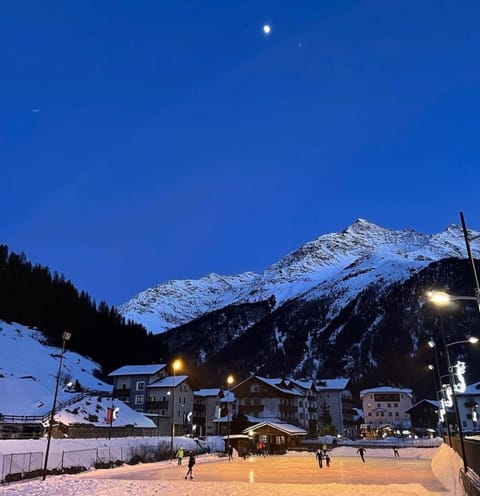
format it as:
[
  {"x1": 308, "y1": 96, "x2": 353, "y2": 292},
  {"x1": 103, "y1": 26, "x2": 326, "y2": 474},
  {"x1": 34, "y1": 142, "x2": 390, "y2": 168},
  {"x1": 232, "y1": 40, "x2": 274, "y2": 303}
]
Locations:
[
  {"x1": 136, "y1": 381, "x2": 145, "y2": 391},
  {"x1": 135, "y1": 395, "x2": 144, "y2": 404}
]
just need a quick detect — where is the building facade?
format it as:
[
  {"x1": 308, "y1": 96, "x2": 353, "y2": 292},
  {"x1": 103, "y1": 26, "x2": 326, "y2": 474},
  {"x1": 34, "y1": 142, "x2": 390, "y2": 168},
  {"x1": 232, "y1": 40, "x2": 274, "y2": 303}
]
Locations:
[{"x1": 360, "y1": 386, "x2": 414, "y2": 436}]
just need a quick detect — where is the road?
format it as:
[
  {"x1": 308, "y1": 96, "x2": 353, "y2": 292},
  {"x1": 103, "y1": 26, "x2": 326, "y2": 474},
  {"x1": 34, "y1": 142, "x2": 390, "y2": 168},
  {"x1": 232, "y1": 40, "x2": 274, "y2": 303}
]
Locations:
[{"x1": 78, "y1": 453, "x2": 448, "y2": 493}]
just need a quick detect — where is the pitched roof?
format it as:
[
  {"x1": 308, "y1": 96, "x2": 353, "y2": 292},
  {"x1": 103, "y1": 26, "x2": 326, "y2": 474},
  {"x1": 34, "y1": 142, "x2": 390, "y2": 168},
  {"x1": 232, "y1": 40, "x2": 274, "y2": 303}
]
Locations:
[
  {"x1": 194, "y1": 388, "x2": 222, "y2": 397},
  {"x1": 360, "y1": 386, "x2": 413, "y2": 398},
  {"x1": 147, "y1": 375, "x2": 188, "y2": 388},
  {"x1": 108, "y1": 364, "x2": 166, "y2": 377},
  {"x1": 405, "y1": 399, "x2": 439, "y2": 412},
  {"x1": 315, "y1": 378, "x2": 350, "y2": 391},
  {"x1": 242, "y1": 421, "x2": 307, "y2": 436}
]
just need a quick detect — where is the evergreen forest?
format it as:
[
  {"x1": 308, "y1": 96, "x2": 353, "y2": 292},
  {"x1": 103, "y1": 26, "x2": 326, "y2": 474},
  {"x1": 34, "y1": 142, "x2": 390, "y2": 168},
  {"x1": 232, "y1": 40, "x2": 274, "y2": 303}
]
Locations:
[{"x1": 0, "y1": 245, "x2": 168, "y2": 381}]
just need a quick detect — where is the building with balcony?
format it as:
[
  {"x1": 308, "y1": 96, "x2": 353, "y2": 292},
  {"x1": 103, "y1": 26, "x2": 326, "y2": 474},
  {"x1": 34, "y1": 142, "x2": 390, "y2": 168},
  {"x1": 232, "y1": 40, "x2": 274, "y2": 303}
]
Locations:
[
  {"x1": 360, "y1": 386, "x2": 414, "y2": 436},
  {"x1": 108, "y1": 364, "x2": 168, "y2": 409},
  {"x1": 146, "y1": 375, "x2": 193, "y2": 436},
  {"x1": 315, "y1": 378, "x2": 358, "y2": 438},
  {"x1": 232, "y1": 376, "x2": 304, "y2": 426},
  {"x1": 193, "y1": 388, "x2": 224, "y2": 437}
]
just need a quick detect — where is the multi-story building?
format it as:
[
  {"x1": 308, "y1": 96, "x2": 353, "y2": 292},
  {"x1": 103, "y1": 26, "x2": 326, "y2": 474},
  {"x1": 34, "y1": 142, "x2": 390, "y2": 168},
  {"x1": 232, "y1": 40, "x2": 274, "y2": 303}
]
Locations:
[
  {"x1": 193, "y1": 388, "x2": 224, "y2": 437},
  {"x1": 146, "y1": 375, "x2": 193, "y2": 436},
  {"x1": 288, "y1": 379, "x2": 318, "y2": 434},
  {"x1": 360, "y1": 386, "x2": 414, "y2": 435},
  {"x1": 108, "y1": 364, "x2": 168, "y2": 410},
  {"x1": 233, "y1": 376, "x2": 303, "y2": 425},
  {"x1": 109, "y1": 364, "x2": 193, "y2": 435},
  {"x1": 456, "y1": 380, "x2": 480, "y2": 435},
  {"x1": 315, "y1": 378, "x2": 358, "y2": 438}
]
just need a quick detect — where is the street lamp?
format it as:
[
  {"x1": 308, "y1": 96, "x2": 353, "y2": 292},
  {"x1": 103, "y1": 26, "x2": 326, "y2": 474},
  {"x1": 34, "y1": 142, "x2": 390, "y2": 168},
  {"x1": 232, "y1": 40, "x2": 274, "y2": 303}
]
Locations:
[
  {"x1": 170, "y1": 359, "x2": 182, "y2": 461},
  {"x1": 42, "y1": 331, "x2": 71, "y2": 481},
  {"x1": 426, "y1": 291, "x2": 480, "y2": 473},
  {"x1": 443, "y1": 338, "x2": 477, "y2": 474},
  {"x1": 226, "y1": 375, "x2": 234, "y2": 452}
]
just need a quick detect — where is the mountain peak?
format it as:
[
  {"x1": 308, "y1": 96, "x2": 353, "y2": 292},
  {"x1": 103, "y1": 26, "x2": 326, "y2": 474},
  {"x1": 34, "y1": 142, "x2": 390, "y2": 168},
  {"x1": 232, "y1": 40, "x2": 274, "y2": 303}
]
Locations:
[{"x1": 343, "y1": 218, "x2": 386, "y2": 234}]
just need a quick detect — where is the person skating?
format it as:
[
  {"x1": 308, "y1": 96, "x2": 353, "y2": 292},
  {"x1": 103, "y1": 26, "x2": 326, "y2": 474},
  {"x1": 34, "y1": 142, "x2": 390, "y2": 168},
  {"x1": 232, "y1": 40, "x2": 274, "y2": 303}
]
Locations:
[
  {"x1": 315, "y1": 448, "x2": 323, "y2": 468},
  {"x1": 393, "y1": 445, "x2": 400, "y2": 458},
  {"x1": 357, "y1": 446, "x2": 366, "y2": 463},
  {"x1": 176, "y1": 446, "x2": 184, "y2": 466},
  {"x1": 325, "y1": 453, "x2": 331, "y2": 467},
  {"x1": 184, "y1": 450, "x2": 196, "y2": 479}
]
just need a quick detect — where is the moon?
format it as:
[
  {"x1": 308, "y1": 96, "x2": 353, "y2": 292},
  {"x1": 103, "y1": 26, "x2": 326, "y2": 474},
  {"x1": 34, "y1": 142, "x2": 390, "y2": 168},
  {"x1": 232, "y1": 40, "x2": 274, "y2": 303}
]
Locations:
[{"x1": 263, "y1": 24, "x2": 271, "y2": 34}]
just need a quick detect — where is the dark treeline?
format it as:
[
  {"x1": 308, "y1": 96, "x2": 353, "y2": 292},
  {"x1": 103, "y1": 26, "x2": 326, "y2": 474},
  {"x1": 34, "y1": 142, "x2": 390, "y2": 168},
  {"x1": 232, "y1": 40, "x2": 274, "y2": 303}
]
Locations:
[{"x1": 0, "y1": 245, "x2": 167, "y2": 379}]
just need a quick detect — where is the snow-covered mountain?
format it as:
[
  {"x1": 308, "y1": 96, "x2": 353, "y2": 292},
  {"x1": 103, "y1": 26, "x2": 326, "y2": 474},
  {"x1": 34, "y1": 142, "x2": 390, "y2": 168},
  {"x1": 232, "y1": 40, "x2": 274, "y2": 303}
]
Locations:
[
  {"x1": 119, "y1": 219, "x2": 480, "y2": 334},
  {"x1": 117, "y1": 219, "x2": 480, "y2": 396}
]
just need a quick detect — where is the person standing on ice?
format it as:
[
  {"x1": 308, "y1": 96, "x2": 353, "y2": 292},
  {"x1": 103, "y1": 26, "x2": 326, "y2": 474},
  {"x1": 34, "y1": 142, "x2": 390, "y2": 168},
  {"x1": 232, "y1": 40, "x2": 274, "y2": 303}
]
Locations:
[
  {"x1": 357, "y1": 446, "x2": 366, "y2": 463},
  {"x1": 176, "y1": 446, "x2": 184, "y2": 465},
  {"x1": 184, "y1": 450, "x2": 196, "y2": 480},
  {"x1": 315, "y1": 448, "x2": 323, "y2": 468}
]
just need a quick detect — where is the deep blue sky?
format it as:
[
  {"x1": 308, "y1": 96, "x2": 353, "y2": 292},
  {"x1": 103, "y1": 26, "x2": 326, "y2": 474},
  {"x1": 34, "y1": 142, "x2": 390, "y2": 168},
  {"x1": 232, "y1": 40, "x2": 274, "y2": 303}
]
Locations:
[{"x1": 2, "y1": 1, "x2": 480, "y2": 306}]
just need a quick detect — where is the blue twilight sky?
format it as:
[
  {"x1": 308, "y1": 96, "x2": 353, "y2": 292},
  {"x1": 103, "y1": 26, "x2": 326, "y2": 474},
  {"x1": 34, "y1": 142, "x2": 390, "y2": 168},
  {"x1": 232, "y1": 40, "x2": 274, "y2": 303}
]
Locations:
[{"x1": 2, "y1": 1, "x2": 480, "y2": 306}]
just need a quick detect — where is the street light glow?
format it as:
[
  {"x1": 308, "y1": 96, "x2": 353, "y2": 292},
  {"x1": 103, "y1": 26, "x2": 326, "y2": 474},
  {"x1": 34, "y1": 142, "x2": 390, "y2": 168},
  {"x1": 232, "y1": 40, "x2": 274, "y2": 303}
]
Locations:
[{"x1": 427, "y1": 291, "x2": 452, "y2": 306}]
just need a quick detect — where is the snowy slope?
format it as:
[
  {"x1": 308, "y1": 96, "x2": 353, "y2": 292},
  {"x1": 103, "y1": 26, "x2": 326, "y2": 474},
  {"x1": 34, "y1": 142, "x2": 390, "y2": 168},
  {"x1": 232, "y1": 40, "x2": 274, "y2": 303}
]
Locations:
[
  {"x1": 0, "y1": 321, "x2": 154, "y2": 427},
  {"x1": 118, "y1": 219, "x2": 480, "y2": 334}
]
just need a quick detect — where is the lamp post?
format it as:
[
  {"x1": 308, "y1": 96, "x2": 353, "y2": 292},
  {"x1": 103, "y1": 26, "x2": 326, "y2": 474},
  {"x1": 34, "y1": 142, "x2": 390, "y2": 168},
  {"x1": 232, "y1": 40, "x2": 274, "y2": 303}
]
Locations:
[
  {"x1": 170, "y1": 359, "x2": 182, "y2": 461},
  {"x1": 443, "y1": 339, "x2": 476, "y2": 474},
  {"x1": 427, "y1": 290, "x2": 480, "y2": 473},
  {"x1": 42, "y1": 331, "x2": 71, "y2": 481},
  {"x1": 226, "y1": 375, "x2": 234, "y2": 451},
  {"x1": 428, "y1": 339, "x2": 452, "y2": 445}
]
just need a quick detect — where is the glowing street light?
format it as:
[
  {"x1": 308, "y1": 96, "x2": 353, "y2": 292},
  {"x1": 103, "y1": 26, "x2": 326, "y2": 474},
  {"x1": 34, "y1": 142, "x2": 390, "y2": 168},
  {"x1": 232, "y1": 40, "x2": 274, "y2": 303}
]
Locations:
[
  {"x1": 170, "y1": 359, "x2": 182, "y2": 461},
  {"x1": 426, "y1": 290, "x2": 479, "y2": 306},
  {"x1": 427, "y1": 292, "x2": 479, "y2": 473},
  {"x1": 226, "y1": 374, "x2": 234, "y2": 454},
  {"x1": 42, "y1": 331, "x2": 71, "y2": 481}
]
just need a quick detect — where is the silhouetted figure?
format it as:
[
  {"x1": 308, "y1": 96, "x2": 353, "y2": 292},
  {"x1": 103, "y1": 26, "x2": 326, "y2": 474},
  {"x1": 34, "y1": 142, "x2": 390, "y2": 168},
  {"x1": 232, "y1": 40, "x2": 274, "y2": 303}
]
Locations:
[
  {"x1": 325, "y1": 453, "x2": 331, "y2": 467},
  {"x1": 393, "y1": 445, "x2": 400, "y2": 458},
  {"x1": 184, "y1": 450, "x2": 196, "y2": 480},
  {"x1": 315, "y1": 449, "x2": 323, "y2": 468},
  {"x1": 228, "y1": 444, "x2": 233, "y2": 461},
  {"x1": 357, "y1": 446, "x2": 366, "y2": 463}
]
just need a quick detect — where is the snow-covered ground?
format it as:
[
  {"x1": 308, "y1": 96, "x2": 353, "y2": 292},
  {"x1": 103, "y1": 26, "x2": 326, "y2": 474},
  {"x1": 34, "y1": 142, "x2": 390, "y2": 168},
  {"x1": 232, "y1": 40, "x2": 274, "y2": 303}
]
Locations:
[{"x1": 0, "y1": 439, "x2": 467, "y2": 495}]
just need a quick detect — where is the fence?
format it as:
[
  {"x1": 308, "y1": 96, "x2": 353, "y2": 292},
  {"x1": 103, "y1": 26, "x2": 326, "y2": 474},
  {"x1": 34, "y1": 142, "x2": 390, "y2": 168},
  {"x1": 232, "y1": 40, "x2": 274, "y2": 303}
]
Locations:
[{"x1": 0, "y1": 442, "x2": 169, "y2": 483}]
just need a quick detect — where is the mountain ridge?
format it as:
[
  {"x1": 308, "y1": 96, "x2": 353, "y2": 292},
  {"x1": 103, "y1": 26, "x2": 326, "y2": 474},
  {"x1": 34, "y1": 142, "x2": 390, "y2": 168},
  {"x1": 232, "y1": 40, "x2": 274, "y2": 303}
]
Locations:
[{"x1": 118, "y1": 219, "x2": 480, "y2": 335}]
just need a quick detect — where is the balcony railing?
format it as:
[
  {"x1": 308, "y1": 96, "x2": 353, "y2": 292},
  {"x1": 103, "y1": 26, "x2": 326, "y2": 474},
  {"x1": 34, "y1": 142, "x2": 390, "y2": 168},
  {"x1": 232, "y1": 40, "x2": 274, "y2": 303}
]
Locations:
[{"x1": 144, "y1": 400, "x2": 169, "y2": 410}]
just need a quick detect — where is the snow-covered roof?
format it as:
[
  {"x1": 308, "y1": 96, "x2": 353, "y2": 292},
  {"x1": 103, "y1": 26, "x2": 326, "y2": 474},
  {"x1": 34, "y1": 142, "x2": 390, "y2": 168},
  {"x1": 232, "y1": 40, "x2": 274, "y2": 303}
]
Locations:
[
  {"x1": 194, "y1": 388, "x2": 221, "y2": 397},
  {"x1": 316, "y1": 378, "x2": 350, "y2": 391},
  {"x1": 360, "y1": 386, "x2": 413, "y2": 398},
  {"x1": 242, "y1": 421, "x2": 307, "y2": 436},
  {"x1": 147, "y1": 375, "x2": 188, "y2": 388},
  {"x1": 405, "y1": 399, "x2": 439, "y2": 412},
  {"x1": 254, "y1": 376, "x2": 303, "y2": 396},
  {"x1": 108, "y1": 364, "x2": 166, "y2": 377},
  {"x1": 462, "y1": 381, "x2": 480, "y2": 395}
]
